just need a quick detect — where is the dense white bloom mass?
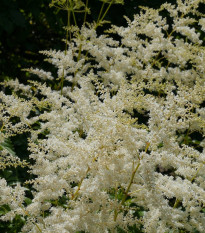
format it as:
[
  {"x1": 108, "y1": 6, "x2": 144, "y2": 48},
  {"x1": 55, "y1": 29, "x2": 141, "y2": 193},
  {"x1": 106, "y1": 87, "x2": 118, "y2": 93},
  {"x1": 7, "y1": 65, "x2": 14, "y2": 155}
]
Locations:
[{"x1": 0, "y1": 0, "x2": 205, "y2": 232}]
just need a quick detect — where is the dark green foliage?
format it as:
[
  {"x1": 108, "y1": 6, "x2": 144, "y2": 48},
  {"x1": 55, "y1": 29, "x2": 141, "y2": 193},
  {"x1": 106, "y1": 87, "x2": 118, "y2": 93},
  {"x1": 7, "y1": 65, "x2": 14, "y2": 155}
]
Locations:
[
  {"x1": 0, "y1": 203, "x2": 25, "y2": 233},
  {"x1": 0, "y1": 0, "x2": 66, "y2": 83},
  {"x1": 0, "y1": 0, "x2": 178, "y2": 83},
  {"x1": 0, "y1": 133, "x2": 32, "y2": 186},
  {"x1": 0, "y1": 138, "x2": 16, "y2": 157},
  {"x1": 0, "y1": 214, "x2": 25, "y2": 233}
]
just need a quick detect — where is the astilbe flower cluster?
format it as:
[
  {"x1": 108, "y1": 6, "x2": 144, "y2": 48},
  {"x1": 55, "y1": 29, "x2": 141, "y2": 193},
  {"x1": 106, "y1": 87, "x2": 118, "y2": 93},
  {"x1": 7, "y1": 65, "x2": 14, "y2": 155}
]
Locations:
[{"x1": 1, "y1": 0, "x2": 205, "y2": 232}]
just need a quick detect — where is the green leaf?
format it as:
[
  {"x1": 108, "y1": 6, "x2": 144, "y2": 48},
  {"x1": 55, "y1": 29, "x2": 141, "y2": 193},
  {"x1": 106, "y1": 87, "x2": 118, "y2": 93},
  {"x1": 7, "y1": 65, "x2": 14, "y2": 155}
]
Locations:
[
  {"x1": 0, "y1": 138, "x2": 17, "y2": 157},
  {"x1": 0, "y1": 205, "x2": 10, "y2": 216},
  {"x1": 24, "y1": 197, "x2": 32, "y2": 206}
]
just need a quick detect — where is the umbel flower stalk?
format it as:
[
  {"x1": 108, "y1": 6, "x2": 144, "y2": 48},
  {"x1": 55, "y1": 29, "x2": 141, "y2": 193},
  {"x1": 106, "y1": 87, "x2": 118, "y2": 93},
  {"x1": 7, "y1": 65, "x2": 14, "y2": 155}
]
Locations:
[{"x1": 0, "y1": 0, "x2": 205, "y2": 232}]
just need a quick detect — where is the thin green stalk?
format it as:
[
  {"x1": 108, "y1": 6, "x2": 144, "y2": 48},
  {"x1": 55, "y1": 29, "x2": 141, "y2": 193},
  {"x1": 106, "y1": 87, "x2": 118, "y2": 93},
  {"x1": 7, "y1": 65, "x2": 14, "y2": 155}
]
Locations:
[
  {"x1": 65, "y1": 10, "x2": 71, "y2": 55},
  {"x1": 0, "y1": 122, "x2": 5, "y2": 132},
  {"x1": 174, "y1": 162, "x2": 204, "y2": 209},
  {"x1": 60, "y1": 9, "x2": 71, "y2": 95},
  {"x1": 114, "y1": 142, "x2": 150, "y2": 221},
  {"x1": 15, "y1": 199, "x2": 43, "y2": 233},
  {"x1": 151, "y1": 50, "x2": 161, "y2": 67},
  {"x1": 190, "y1": 164, "x2": 203, "y2": 183},
  {"x1": 173, "y1": 199, "x2": 180, "y2": 209},
  {"x1": 71, "y1": 166, "x2": 90, "y2": 200},
  {"x1": 71, "y1": 6, "x2": 77, "y2": 27},
  {"x1": 77, "y1": 44, "x2": 82, "y2": 61},
  {"x1": 114, "y1": 163, "x2": 141, "y2": 221},
  {"x1": 114, "y1": 184, "x2": 118, "y2": 222},
  {"x1": 97, "y1": 2, "x2": 105, "y2": 24},
  {"x1": 71, "y1": 1, "x2": 114, "y2": 91},
  {"x1": 83, "y1": 0, "x2": 89, "y2": 25},
  {"x1": 95, "y1": 0, "x2": 114, "y2": 29}
]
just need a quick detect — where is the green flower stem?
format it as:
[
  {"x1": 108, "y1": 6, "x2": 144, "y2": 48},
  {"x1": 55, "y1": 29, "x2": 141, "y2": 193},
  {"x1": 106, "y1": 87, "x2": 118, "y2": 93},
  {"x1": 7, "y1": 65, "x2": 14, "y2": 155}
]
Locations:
[
  {"x1": 95, "y1": 0, "x2": 114, "y2": 29},
  {"x1": 114, "y1": 142, "x2": 150, "y2": 221},
  {"x1": 97, "y1": 2, "x2": 105, "y2": 25},
  {"x1": 71, "y1": 166, "x2": 91, "y2": 201},
  {"x1": 65, "y1": 10, "x2": 71, "y2": 55},
  {"x1": 174, "y1": 162, "x2": 204, "y2": 209},
  {"x1": 83, "y1": 0, "x2": 89, "y2": 25},
  {"x1": 60, "y1": 9, "x2": 71, "y2": 95},
  {"x1": 190, "y1": 164, "x2": 203, "y2": 183},
  {"x1": 71, "y1": 1, "x2": 114, "y2": 91},
  {"x1": 173, "y1": 199, "x2": 180, "y2": 209},
  {"x1": 70, "y1": 1, "x2": 77, "y2": 27},
  {"x1": 14, "y1": 198, "x2": 43, "y2": 233}
]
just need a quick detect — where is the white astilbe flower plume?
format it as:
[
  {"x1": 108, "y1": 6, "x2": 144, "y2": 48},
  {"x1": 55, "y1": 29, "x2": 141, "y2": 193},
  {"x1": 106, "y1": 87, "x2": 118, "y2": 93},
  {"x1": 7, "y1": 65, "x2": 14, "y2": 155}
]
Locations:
[{"x1": 0, "y1": 0, "x2": 205, "y2": 232}]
